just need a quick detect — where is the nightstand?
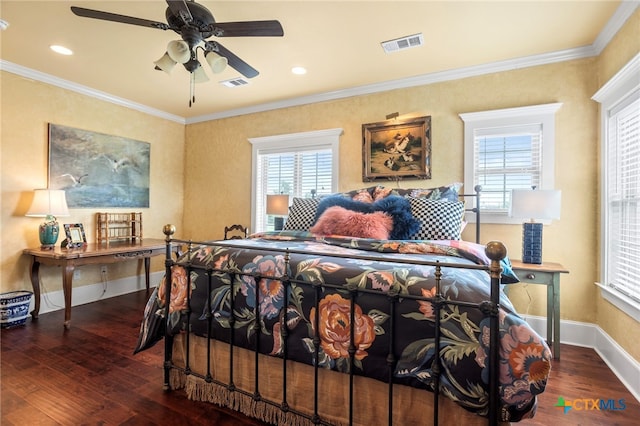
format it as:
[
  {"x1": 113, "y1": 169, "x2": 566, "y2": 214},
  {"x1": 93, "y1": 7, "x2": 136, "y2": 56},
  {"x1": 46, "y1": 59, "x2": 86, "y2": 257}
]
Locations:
[{"x1": 509, "y1": 260, "x2": 569, "y2": 360}]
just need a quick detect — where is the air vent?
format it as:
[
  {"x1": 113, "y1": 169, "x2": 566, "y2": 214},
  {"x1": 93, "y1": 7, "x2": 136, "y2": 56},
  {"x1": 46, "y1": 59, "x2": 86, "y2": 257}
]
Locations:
[
  {"x1": 381, "y1": 33, "x2": 424, "y2": 53},
  {"x1": 220, "y1": 77, "x2": 249, "y2": 88}
]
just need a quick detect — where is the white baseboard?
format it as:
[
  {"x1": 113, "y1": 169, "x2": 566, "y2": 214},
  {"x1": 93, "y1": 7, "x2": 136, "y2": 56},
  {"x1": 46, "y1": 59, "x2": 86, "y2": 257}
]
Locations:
[
  {"x1": 34, "y1": 271, "x2": 164, "y2": 315},
  {"x1": 521, "y1": 314, "x2": 640, "y2": 402}
]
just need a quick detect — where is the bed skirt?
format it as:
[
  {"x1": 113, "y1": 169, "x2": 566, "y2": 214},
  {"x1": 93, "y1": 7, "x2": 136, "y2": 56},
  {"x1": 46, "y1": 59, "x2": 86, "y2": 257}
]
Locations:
[{"x1": 169, "y1": 334, "x2": 509, "y2": 426}]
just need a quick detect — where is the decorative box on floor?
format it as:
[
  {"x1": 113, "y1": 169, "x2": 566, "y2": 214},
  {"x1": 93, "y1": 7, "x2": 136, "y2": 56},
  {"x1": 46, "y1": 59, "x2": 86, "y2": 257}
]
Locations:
[{"x1": 0, "y1": 291, "x2": 33, "y2": 328}]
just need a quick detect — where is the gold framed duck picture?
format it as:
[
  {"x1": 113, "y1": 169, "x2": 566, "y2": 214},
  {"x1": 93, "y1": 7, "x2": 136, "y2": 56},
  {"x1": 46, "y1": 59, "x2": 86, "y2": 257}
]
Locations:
[{"x1": 362, "y1": 115, "x2": 431, "y2": 181}]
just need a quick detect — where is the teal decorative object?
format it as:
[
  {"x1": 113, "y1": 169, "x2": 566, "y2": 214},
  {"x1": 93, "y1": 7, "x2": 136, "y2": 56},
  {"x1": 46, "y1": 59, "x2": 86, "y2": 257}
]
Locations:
[{"x1": 39, "y1": 215, "x2": 60, "y2": 249}]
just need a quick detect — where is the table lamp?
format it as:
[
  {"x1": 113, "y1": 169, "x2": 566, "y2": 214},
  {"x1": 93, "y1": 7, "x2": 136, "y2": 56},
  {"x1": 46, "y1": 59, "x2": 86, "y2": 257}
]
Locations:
[
  {"x1": 26, "y1": 189, "x2": 70, "y2": 249},
  {"x1": 266, "y1": 194, "x2": 290, "y2": 231},
  {"x1": 509, "y1": 189, "x2": 561, "y2": 264}
]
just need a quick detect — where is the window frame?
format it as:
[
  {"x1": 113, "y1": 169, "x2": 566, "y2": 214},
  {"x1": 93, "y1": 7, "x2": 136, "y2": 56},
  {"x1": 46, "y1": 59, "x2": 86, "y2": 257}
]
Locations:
[
  {"x1": 460, "y1": 103, "x2": 562, "y2": 224},
  {"x1": 593, "y1": 52, "x2": 640, "y2": 322},
  {"x1": 248, "y1": 128, "x2": 342, "y2": 232}
]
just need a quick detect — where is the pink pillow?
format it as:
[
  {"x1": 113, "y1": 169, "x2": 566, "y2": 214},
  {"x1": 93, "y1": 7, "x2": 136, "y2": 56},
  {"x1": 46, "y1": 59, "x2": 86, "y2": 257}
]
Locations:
[{"x1": 310, "y1": 206, "x2": 393, "y2": 239}]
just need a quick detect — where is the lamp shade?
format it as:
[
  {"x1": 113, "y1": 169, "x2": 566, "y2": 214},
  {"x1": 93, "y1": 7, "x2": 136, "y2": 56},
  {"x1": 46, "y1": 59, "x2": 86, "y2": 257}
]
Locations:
[
  {"x1": 26, "y1": 189, "x2": 69, "y2": 218},
  {"x1": 192, "y1": 63, "x2": 210, "y2": 83},
  {"x1": 205, "y1": 51, "x2": 228, "y2": 74},
  {"x1": 167, "y1": 40, "x2": 191, "y2": 64},
  {"x1": 266, "y1": 194, "x2": 290, "y2": 216},
  {"x1": 154, "y1": 52, "x2": 177, "y2": 74},
  {"x1": 509, "y1": 189, "x2": 561, "y2": 221}
]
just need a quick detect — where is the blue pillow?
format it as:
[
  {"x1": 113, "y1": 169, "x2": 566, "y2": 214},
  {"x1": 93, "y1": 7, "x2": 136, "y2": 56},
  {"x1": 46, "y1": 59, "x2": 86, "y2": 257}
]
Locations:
[{"x1": 314, "y1": 195, "x2": 420, "y2": 240}]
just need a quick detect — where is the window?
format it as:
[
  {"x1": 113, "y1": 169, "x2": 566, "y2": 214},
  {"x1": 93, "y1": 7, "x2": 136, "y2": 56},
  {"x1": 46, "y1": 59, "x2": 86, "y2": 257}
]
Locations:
[
  {"x1": 593, "y1": 53, "x2": 640, "y2": 321},
  {"x1": 249, "y1": 129, "x2": 342, "y2": 232},
  {"x1": 460, "y1": 103, "x2": 562, "y2": 223}
]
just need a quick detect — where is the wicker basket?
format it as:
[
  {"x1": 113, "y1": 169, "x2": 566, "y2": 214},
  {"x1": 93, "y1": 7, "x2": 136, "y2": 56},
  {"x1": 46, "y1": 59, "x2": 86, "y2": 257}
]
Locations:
[{"x1": 0, "y1": 291, "x2": 33, "y2": 328}]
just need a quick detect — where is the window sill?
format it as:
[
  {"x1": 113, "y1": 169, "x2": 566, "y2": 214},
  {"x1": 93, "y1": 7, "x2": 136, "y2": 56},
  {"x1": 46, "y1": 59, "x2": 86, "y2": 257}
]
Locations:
[{"x1": 595, "y1": 282, "x2": 640, "y2": 323}]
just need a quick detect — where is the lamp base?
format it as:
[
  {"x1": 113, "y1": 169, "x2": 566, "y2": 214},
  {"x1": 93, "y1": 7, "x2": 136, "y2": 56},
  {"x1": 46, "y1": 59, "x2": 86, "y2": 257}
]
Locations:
[
  {"x1": 39, "y1": 221, "x2": 60, "y2": 250},
  {"x1": 522, "y1": 222, "x2": 542, "y2": 264},
  {"x1": 274, "y1": 216, "x2": 284, "y2": 231}
]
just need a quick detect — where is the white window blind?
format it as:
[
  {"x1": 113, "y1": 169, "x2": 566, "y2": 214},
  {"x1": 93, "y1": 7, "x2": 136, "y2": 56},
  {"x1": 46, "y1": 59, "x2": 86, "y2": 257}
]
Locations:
[
  {"x1": 461, "y1": 103, "x2": 561, "y2": 224},
  {"x1": 255, "y1": 148, "x2": 333, "y2": 231},
  {"x1": 606, "y1": 95, "x2": 640, "y2": 302},
  {"x1": 249, "y1": 128, "x2": 342, "y2": 232},
  {"x1": 473, "y1": 125, "x2": 542, "y2": 213}
]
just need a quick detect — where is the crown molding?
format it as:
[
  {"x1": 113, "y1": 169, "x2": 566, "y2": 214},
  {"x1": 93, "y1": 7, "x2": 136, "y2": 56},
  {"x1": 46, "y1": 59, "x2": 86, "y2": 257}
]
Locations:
[
  {"x1": 0, "y1": 45, "x2": 605, "y2": 126},
  {"x1": 187, "y1": 46, "x2": 595, "y2": 123},
  {"x1": 0, "y1": 60, "x2": 185, "y2": 124},
  {"x1": 592, "y1": 1, "x2": 639, "y2": 55}
]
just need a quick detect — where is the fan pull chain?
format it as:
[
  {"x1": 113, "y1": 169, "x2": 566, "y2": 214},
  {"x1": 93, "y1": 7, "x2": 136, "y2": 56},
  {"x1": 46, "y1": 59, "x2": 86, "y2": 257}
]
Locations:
[{"x1": 189, "y1": 73, "x2": 195, "y2": 107}]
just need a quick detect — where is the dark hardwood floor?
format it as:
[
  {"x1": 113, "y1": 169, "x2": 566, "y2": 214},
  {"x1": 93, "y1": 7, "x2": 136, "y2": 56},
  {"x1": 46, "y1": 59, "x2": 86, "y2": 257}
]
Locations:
[{"x1": 1, "y1": 290, "x2": 638, "y2": 425}]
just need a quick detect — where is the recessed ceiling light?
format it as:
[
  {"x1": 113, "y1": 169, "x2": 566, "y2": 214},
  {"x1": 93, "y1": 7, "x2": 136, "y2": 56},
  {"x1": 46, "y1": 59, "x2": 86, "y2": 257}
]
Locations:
[
  {"x1": 50, "y1": 45, "x2": 73, "y2": 55},
  {"x1": 291, "y1": 66, "x2": 307, "y2": 75}
]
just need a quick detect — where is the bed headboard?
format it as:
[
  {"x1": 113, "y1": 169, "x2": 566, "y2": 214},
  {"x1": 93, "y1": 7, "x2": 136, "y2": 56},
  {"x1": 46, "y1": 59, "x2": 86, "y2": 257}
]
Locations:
[{"x1": 459, "y1": 185, "x2": 482, "y2": 243}]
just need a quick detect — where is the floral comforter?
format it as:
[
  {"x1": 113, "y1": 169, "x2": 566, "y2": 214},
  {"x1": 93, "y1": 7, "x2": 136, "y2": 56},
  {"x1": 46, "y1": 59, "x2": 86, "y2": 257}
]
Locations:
[{"x1": 135, "y1": 231, "x2": 551, "y2": 422}]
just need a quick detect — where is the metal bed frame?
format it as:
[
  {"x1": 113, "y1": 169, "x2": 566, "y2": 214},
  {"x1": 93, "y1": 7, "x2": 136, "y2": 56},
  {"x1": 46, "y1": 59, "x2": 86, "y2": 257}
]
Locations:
[{"x1": 160, "y1": 186, "x2": 505, "y2": 425}]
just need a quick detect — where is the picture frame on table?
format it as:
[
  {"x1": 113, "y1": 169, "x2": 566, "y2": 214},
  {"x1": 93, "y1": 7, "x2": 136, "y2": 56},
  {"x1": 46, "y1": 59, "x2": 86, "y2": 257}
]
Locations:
[
  {"x1": 362, "y1": 116, "x2": 431, "y2": 181},
  {"x1": 63, "y1": 223, "x2": 87, "y2": 248}
]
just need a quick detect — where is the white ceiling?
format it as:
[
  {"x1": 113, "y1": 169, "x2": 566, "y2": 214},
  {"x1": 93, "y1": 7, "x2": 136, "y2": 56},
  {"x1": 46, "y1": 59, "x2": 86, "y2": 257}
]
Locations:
[{"x1": 0, "y1": 1, "x2": 632, "y2": 122}]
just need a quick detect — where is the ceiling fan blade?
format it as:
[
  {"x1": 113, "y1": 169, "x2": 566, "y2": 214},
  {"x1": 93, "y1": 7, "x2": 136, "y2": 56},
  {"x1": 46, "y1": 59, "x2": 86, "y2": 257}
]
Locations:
[
  {"x1": 213, "y1": 21, "x2": 284, "y2": 37},
  {"x1": 207, "y1": 42, "x2": 259, "y2": 79},
  {"x1": 166, "y1": 0, "x2": 193, "y2": 25},
  {"x1": 70, "y1": 6, "x2": 169, "y2": 30}
]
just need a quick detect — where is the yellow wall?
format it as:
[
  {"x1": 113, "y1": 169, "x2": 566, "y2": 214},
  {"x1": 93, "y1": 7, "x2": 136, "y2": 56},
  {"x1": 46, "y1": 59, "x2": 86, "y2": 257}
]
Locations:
[
  {"x1": 594, "y1": 9, "x2": 640, "y2": 360},
  {"x1": 184, "y1": 58, "x2": 600, "y2": 320},
  {"x1": 0, "y1": 72, "x2": 185, "y2": 294}
]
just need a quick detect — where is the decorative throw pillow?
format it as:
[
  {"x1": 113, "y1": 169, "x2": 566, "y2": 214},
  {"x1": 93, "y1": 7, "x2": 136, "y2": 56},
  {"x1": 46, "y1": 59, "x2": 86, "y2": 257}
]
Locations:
[
  {"x1": 342, "y1": 186, "x2": 377, "y2": 200},
  {"x1": 283, "y1": 197, "x2": 321, "y2": 231},
  {"x1": 372, "y1": 186, "x2": 393, "y2": 201},
  {"x1": 314, "y1": 195, "x2": 420, "y2": 240},
  {"x1": 372, "y1": 183, "x2": 463, "y2": 202},
  {"x1": 350, "y1": 189, "x2": 375, "y2": 203},
  {"x1": 408, "y1": 198, "x2": 465, "y2": 240},
  {"x1": 310, "y1": 206, "x2": 393, "y2": 239}
]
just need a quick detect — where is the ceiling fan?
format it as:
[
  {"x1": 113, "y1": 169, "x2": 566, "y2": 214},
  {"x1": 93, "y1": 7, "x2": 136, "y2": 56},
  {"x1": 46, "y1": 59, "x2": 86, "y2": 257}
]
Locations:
[{"x1": 71, "y1": 0, "x2": 284, "y2": 105}]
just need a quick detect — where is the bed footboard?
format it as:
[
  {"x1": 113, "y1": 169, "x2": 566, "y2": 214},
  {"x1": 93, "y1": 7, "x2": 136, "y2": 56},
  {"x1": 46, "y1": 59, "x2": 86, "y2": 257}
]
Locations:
[{"x1": 160, "y1": 225, "x2": 508, "y2": 425}]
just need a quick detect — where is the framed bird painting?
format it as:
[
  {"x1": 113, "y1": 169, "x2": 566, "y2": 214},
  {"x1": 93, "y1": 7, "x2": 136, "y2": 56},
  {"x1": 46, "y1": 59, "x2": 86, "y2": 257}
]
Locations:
[
  {"x1": 47, "y1": 123, "x2": 150, "y2": 208},
  {"x1": 361, "y1": 115, "x2": 431, "y2": 181}
]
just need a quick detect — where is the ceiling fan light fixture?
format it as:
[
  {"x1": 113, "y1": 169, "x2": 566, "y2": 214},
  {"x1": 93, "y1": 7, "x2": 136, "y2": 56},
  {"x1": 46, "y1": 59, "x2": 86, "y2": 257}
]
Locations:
[
  {"x1": 167, "y1": 40, "x2": 191, "y2": 64},
  {"x1": 205, "y1": 51, "x2": 228, "y2": 74},
  {"x1": 69, "y1": 1, "x2": 285, "y2": 106},
  {"x1": 154, "y1": 52, "x2": 177, "y2": 74},
  {"x1": 192, "y1": 64, "x2": 210, "y2": 83}
]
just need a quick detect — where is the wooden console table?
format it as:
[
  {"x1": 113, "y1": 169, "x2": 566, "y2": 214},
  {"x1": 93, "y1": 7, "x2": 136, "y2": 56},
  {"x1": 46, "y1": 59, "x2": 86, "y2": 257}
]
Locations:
[{"x1": 23, "y1": 239, "x2": 165, "y2": 329}]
